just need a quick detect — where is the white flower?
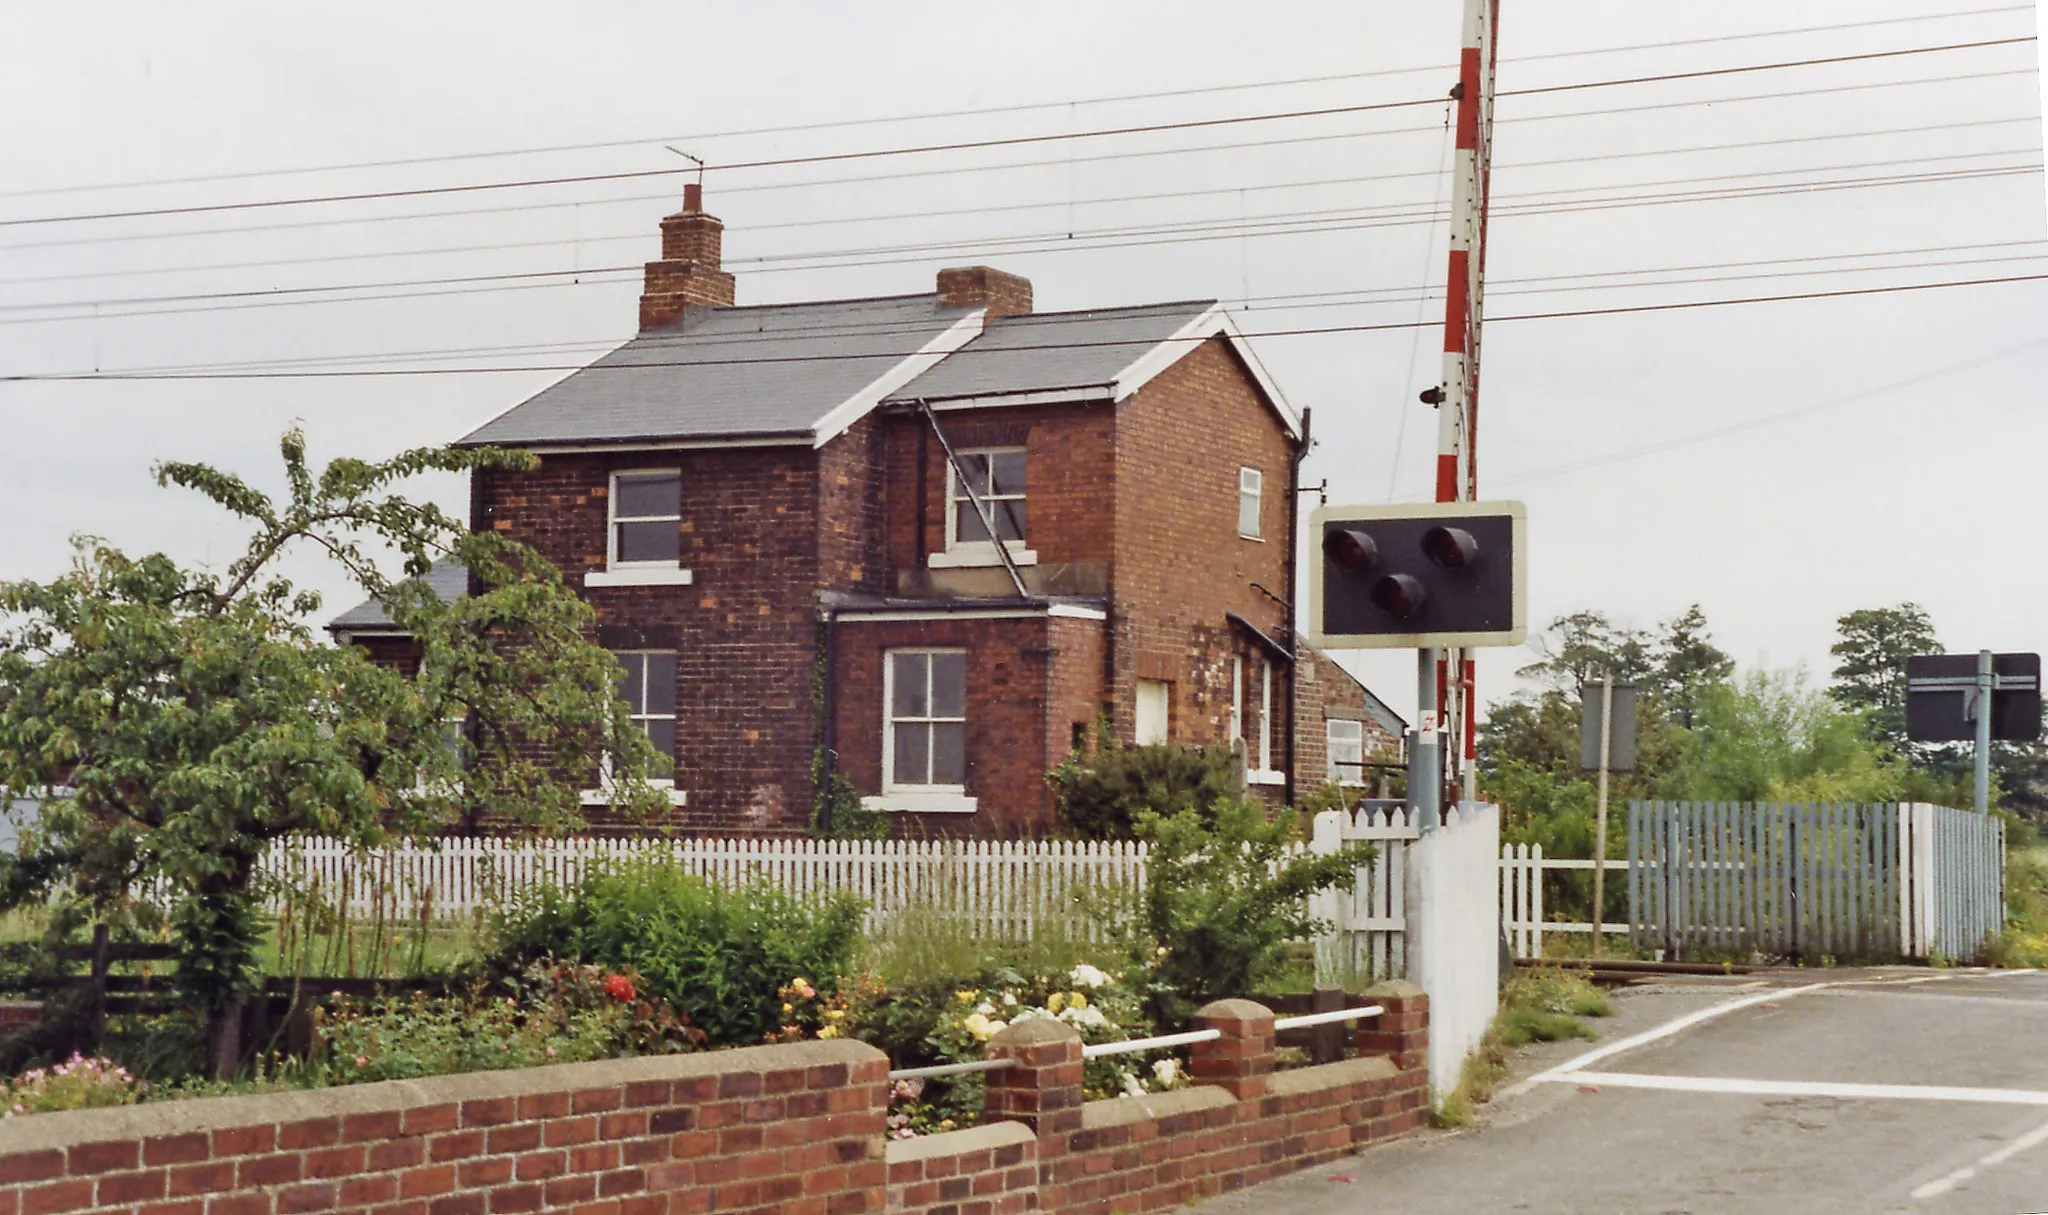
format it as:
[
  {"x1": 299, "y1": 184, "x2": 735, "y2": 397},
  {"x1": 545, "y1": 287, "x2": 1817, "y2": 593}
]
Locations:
[
  {"x1": 1069, "y1": 963, "x2": 1112, "y2": 989},
  {"x1": 1152, "y1": 1058, "x2": 1181, "y2": 1088},
  {"x1": 976, "y1": 1001, "x2": 997, "y2": 1015},
  {"x1": 1001, "y1": 993, "x2": 1018, "y2": 1007},
  {"x1": 1120, "y1": 1071, "x2": 1148, "y2": 1099},
  {"x1": 1059, "y1": 1006, "x2": 1109, "y2": 1029}
]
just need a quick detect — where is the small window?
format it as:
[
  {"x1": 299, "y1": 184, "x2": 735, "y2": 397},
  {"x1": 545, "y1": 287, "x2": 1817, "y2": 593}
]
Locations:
[
  {"x1": 1135, "y1": 680, "x2": 1170, "y2": 746},
  {"x1": 886, "y1": 649, "x2": 967, "y2": 791},
  {"x1": 1238, "y1": 467, "x2": 1264, "y2": 539},
  {"x1": 610, "y1": 470, "x2": 682, "y2": 567},
  {"x1": 1328, "y1": 720, "x2": 1365, "y2": 785},
  {"x1": 949, "y1": 449, "x2": 1028, "y2": 550},
  {"x1": 615, "y1": 650, "x2": 677, "y2": 777}
]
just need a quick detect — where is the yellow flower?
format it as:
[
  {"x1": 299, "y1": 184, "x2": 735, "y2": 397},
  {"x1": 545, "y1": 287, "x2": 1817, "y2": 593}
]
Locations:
[
  {"x1": 817, "y1": 1025, "x2": 841, "y2": 1040},
  {"x1": 826, "y1": 1009, "x2": 846, "y2": 1021},
  {"x1": 1046, "y1": 992, "x2": 1068, "y2": 1012},
  {"x1": 1067, "y1": 992, "x2": 1088, "y2": 1011},
  {"x1": 956, "y1": 990, "x2": 976, "y2": 1005},
  {"x1": 782, "y1": 1003, "x2": 795, "y2": 1015}
]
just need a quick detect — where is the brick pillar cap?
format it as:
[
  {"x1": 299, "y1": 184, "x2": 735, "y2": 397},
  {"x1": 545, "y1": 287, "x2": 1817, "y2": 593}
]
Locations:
[
  {"x1": 1361, "y1": 979, "x2": 1426, "y2": 1000},
  {"x1": 1195, "y1": 998, "x2": 1276, "y2": 1024},
  {"x1": 988, "y1": 1015, "x2": 1082, "y2": 1048}
]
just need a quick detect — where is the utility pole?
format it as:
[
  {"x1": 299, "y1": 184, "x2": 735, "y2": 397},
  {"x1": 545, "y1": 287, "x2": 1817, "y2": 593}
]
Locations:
[
  {"x1": 1432, "y1": 0, "x2": 1503, "y2": 809},
  {"x1": 1592, "y1": 675, "x2": 1613, "y2": 956},
  {"x1": 1975, "y1": 649, "x2": 1994, "y2": 817}
]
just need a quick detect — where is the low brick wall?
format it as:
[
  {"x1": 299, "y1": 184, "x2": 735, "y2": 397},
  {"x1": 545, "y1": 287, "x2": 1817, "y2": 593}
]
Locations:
[
  {"x1": 887, "y1": 982, "x2": 1430, "y2": 1215},
  {"x1": 7, "y1": 986, "x2": 1428, "y2": 1215},
  {"x1": 0, "y1": 1038, "x2": 887, "y2": 1215}
]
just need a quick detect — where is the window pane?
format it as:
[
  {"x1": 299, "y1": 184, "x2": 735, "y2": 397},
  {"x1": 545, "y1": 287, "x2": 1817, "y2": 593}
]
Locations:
[
  {"x1": 643, "y1": 652, "x2": 677, "y2": 716},
  {"x1": 930, "y1": 722, "x2": 966, "y2": 785},
  {"x1": 616, "y1": 472, "x2": 680, "y2": 519},
  {"x1": 642, "y1": 719, "x2": 677, "y2": 772},
  {"x1": 955, "y1": 454, "x2": 991, "y2": 495},
  {"x1": 617, "y1": 520, "x2": 679, "y2": 563},
  {"x1": 989, "y1": 451, "x2": 1026, "y2": 496},
  {"x1": 954, "y1": 501, "x2": 992, "y2": 544},
  {"x1": 992, "y1": 499, "x2": 1026, "y2": 543},
  {"x1": 891, "y1": 652, "x2": 929, "y2": 718},
  {"x1": 930, "y1": 652, "x2": 965, "y2": 718},
  {"x1": 1238, "y1": 491, "x2": 1261, "y2": 538},
  {"x1": 894, "y1": 721, "x2": 930, "y2": 785},
  {"x1": 617, "y1": 652, "x2": 644, "y2": 713}
]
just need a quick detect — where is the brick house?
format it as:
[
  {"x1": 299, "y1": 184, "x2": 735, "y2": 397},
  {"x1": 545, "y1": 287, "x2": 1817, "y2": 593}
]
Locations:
[{"x1": 331, "y1": 186, "x2": 1397, "y2": 837}]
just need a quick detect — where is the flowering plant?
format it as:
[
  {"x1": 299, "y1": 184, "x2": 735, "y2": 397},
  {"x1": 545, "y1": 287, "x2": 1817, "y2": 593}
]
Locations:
[{"x1": 0, "y1": 1055, "x2": 142, "y2": 1118}]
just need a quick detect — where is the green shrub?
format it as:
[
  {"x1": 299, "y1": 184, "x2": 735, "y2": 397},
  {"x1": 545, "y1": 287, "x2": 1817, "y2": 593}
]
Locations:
[
  {"x1": 485, "y1": 861, "x2": 865, "y2": 1046},
  {"x1": 1, "y1": 1054, "x2": 142, "y2": 1117},
  {"x1": 1048, "y1": 726, "x2": 1240, "y2": 838},
  {"x1": 1132, "y1": 797, "x2": 1370, "y2": 1027},
  {"x1": 1502, "y1": 968, "x2": 1615, "y2": 1019}
]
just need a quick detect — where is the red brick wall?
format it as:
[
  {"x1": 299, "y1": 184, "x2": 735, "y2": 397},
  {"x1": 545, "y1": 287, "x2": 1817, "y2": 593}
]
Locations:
[
  {"x1": 479, "y1": 448, "x2": 823, "y2": 833},
  {"x1": 0, "y1": 1039, "x2": 887, "y2": 1215},
  {"x1": 1112, "y1": 339, "x2": 1298, "y2": 761},
  {"x1": 1294, "y1": 649, "x2": 1404, "y2": 795},
  {"x1": 831, "y1": 614, "x2": 1105, "y2": 837},
  {"x1": 820, "y1": 417, "x2": 889, "y2": 598},
  {"x1": 885, "y1": 1123, "x2": 1036, "y2": 1215}
]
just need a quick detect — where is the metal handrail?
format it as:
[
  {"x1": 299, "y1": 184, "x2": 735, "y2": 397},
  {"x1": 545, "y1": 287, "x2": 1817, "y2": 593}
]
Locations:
[
  {"x1": 889, "y1": 1057, "x2": 1017, "y2": 1081},
  {"x1": 1081, "y1": 1028, "x2": 1221, "y2": 1058},
  {"x1": 1271, "y1": 1003, "x2": 1384, "y2": 1032},
  {"x1": 885, "y1": 1004, "x2": 1389, "y2": 1079}
]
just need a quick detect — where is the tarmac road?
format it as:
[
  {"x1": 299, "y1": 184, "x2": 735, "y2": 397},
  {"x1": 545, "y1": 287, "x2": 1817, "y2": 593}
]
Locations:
[{"x1": 1200, "y1": 968, "x2": 2048, "y2": 1215}]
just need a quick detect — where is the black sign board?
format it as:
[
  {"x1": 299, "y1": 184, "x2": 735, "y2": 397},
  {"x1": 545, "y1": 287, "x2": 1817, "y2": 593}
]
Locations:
[
  {"x1": 1306, "y1": 500, "x2": 1527, "y2": 650},
  {"x1": 1905, "y1": 653, "x2": 2042, "y2": 742}
]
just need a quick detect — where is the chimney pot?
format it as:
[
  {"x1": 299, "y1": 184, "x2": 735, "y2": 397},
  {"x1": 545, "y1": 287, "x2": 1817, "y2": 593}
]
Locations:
[
  {"x1": 641, "y1": 189, "x2": 735, "y2": 328},
  {"x1": 683, "y1": 181, "x2": 704, "y2": 213}
]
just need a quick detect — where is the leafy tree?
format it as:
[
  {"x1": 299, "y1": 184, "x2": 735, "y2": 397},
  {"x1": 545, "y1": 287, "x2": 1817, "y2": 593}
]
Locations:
[
  {"x1": 0, "y1": 431, "x2": 664, "y2": 1076},
  {"x1": 1649, "y1": 604, "x2": 1734, "y2": 729},
  {"x1": 1517, "y1": 611, "x2": 1653, "y2": 697},
  {"x1": 1828, "y1": 604, "x2": 1940, "y2": 752}
]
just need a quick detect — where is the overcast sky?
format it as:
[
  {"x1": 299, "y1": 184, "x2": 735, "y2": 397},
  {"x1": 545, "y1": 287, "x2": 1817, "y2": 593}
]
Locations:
[{"x1": 0, "y1": 1, "x2": 2042, "y2": 722}]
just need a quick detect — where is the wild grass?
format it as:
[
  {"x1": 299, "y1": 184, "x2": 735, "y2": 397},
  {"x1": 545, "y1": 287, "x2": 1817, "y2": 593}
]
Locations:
[
  {"x1": 858, "y1": 902, "x2": 1125, "y2": 986},
  {"x1": 1989, "y1": 847, "x2": 2048, "y2": 968},
  {"x1": 1433, "y1": 967, "x2": 1614, "y2": 1127}
]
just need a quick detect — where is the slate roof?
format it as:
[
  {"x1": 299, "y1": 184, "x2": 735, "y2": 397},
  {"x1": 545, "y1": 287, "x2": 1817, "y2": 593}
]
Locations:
[
  {"x1": 884, "y1": 300, "x2": 1213, "y2": 403},
  {"x1": 326, "y1": 558, "x2": 468, "y2": 635},
  {"x1": 454, "y1": 295, "x2": 1255, "y2": 450},
  {"x1": 457, "y1": 295, "x2": 975, "y2": 448}
]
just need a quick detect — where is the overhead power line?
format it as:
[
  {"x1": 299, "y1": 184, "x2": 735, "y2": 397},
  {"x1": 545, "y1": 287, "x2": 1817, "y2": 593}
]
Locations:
[
  {"x1": 2, "y1": 5, "x2": 2027, "y2": 204},
  {"x1": 5, "y1": 156, "x2": 2037, "y2": 320},
  {"x1": 0, "y1": 36, "x2": 2032, "y2": 231},
  {"x1": 7, "y1": 272, "x2": 2046, "y2": 383},
  {"x1": 6, "y1": 134, "x2": 2036, "y2": 290}
]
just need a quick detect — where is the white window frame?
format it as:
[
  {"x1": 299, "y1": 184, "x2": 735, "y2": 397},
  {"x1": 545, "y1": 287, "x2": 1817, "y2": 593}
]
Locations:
[
  {"x1": 1238, "y1": 466, "x2": 1264, "y2": 540},
  {"x1": 1327, "y1": 719, "x2": 1366, "y2": 786},
  {"x1": 866, "y1": 647, "x2": 977, "y2": 814},
  {"x1": 931, "y1": 447, "x2": 1038, "y2": 570},
  {"x1": 587, "y1": 469, "x2": 694, "y2": 588},
  {"x1": 580, "y1": 649, "x2": 686, "y2": 806},
  {"x1": 1234, "y1": 652, "x2": 1283, "y2": 786}
]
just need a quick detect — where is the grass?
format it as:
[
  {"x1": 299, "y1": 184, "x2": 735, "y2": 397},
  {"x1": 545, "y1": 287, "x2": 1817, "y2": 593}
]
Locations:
[
  {"x1": 1989, "y1": 846, "x2": 2048, "y2": 968},
  {"x1": 858, "y1": 903, "x2": 1125, "y2": 987},
  {"x1": 1433, "y1": 967, "x2": 1614, "y2": 1128}
]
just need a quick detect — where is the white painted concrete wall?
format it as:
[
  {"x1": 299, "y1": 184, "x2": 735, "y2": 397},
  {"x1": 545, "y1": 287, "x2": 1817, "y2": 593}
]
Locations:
[{"x1": 1405, "y1": 802, "x2": 1502, "y2": 1100}]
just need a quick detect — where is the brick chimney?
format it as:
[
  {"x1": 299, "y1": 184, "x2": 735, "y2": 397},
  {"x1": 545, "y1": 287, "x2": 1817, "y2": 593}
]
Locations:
[
  {"x1": 639, "y1": 183, "x2": 736, "y2": 329},
  {"x1": 937, "y1": 266, "x2": 1033, "y2": 319}
]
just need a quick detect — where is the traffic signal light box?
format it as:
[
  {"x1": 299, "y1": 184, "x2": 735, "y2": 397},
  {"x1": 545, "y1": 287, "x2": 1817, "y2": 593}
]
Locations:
[{"x1": 1306, "y1": 500, "x2": 1527, "y2": 650}]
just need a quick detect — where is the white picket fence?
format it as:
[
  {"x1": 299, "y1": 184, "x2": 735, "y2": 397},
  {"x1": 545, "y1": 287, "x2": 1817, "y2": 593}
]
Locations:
[
  {"x1": 259, "y1": 835, "x2": 1147, "y2": 937},
  {"x1": 1308, "y1": 807, "x2": 1423, "y2": 982}
]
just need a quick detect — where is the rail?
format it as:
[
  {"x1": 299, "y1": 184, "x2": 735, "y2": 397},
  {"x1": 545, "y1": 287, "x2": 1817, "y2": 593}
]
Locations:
[{"x1": 885, "y1": 1004, "x2": 1387, "y2": 1079}]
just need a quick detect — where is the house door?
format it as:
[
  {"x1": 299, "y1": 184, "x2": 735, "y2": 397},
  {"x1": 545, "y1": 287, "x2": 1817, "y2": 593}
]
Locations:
[{"x1": 1135, "y1": 679, "x2": 1170, "y2": 745}]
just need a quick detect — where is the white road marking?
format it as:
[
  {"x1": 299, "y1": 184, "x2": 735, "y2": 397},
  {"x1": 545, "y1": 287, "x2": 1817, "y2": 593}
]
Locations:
[
  {"x1": 1540, "y1": 1071, "x2": 2048, "y2": 1106},
  {"x1": 1911, "y1": 1117, "x2": 2048, "y2": 1200},
  {"x1": 1498, "y1": 982, "x2": 1834, "y2": 1100}
]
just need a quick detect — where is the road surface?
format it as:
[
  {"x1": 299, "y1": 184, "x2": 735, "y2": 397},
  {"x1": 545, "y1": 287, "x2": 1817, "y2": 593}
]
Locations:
[{"x1": 1206, "y1": 968, "x2": 2048, "y2": 1214}]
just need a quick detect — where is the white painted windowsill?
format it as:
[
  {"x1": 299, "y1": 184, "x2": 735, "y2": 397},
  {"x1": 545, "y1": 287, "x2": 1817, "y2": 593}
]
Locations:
[
  {"x1": 580, "y1": 781, "x2": 688, "y2": 807},
  {"x1": 584, "y1": 566, "x2": 694, "y2": 588},
  {"x1": 926, "y1": 547, "x2": 1038, "y2": 570},
  {"x1": 1246, "y1": 769, "x2": 1287, "y2": 787},
  {"x1": 862, "y1": 792, "x2": 979, "y2": 814}
]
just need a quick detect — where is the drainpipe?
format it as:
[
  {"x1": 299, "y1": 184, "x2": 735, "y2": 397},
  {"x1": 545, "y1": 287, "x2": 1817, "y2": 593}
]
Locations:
[
  {"x1": 819, "y1": 605, "x2": 840, "y2": 834},
  {"x1": 1283, "y1": 407, "x2": 1309, "y2": 807}
]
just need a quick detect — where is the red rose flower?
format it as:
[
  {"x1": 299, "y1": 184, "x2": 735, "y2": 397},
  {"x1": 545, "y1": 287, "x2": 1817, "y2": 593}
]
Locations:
[{"x1": 604, "y1": 974, "x2": 636, "y2": 1003}]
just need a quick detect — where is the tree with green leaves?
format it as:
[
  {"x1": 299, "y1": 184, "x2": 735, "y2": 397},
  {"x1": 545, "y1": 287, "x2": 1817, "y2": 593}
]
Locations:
[
  {"x1": 0, "y1": 431, "x2": 664, "y2": 1076},
  {"x1": 1649, "y1": 604, "x2": 1734, "y2": 729},
  {"x1": 1516, "y1": 610, "x2": 1654, "y2": 697},
  {"x1": 1827, "y1": 604, "x2": 1940, "y2": 752}
]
